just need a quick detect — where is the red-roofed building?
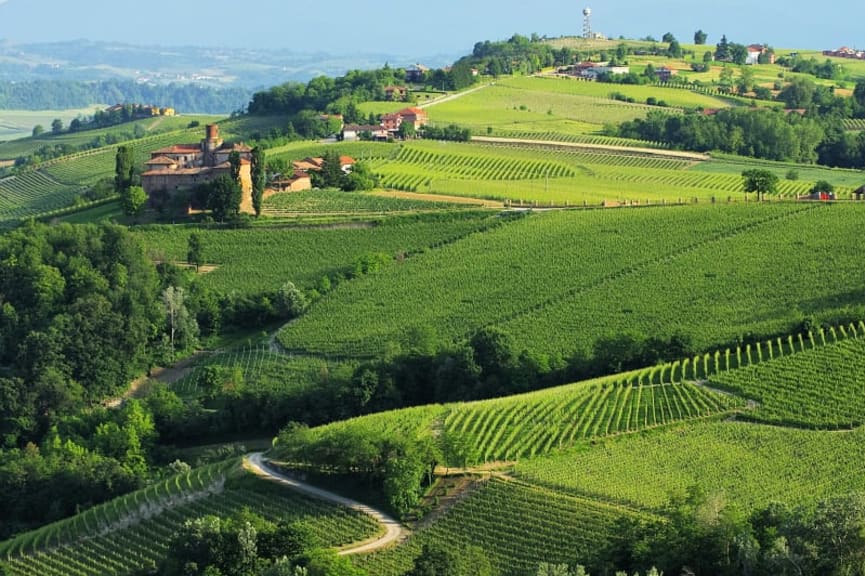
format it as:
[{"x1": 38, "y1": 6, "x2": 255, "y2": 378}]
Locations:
[{"x1": 141, "y1": 124, "x2": 255, "y2": 214}]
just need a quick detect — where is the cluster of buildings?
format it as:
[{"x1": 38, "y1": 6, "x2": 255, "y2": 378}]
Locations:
[
  {"x1": 141, "y1": 124, "x2": 254, "y2": 211},
  {"x1": 105, "y1": 103, "x2": 176, "y2": 118},
  {"x1": 822, "y1": 47, "x2": 865, "y2": 60},
  {"x1": 270, "y1": 155, "x2": 357, "y2": 193},
  {"x1": 342, "y1": 107, "x2": 429, "y2": 142}
]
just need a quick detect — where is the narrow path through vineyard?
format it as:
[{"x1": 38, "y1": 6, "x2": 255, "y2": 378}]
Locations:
[{"x1": 244, "y1": 453, "x2": 407, "y2": 555}]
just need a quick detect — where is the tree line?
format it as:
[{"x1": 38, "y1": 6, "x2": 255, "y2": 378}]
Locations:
[{"x1": 0, "y1": 80, "x2": 249, "y2": 113}]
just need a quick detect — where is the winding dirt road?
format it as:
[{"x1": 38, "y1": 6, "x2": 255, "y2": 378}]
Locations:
[{"x1": 244, "y1": 453, "x2": 407, "y2": 555}]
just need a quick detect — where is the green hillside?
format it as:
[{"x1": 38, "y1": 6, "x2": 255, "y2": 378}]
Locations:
[{"x1": 278, "y1": 204, "x2": 865, "y2": 360}]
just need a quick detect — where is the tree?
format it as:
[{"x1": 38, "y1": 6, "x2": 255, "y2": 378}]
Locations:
[
  {"x1": 51, "y1": 118, "x2": 63, "y2": 134},
  {"x1": 715, "y1": 34, "x2": 730, "y2": 61},
  {"x1": 662, "y1": 32, "x2": 675, "y2": 43},
  {"x1": 407, "y1": 544, "x2": 459, "y2": 576},
  {"x1": 315, "y1": 149, "x2": 345, "y2": 189},
  {"x1": 398, "y1": 120, "x2": 417, "y2": 140},
  {"x1": 342, "y1": 162, "x2": 376, "y2": 191},
  {"x1": 206, "y1": 175, "x2": 242, "y2": 222},
  {"x1": 779, "y1": 77, "x2": 816, "y2": 109},
  {"x1": 120, "y1": 185, "x2": 147, "y2": 217},
  {"x1": 31, "y1": 124, "x2": 44, "y2": 137},
  {"x1": 187, "y1": 233, "x2": 204, "y2": 272},
  {"x1": 161, "y1": 286, "x2": 198, "y2": 357},
  {"x1": 810, "y1": 180, "x2": 835, "y2": 197},
  {"x1": 229, "y1": 150, "x2": 242, "y2": 185},
  {"x1": 251, "y1": 147, "x2": 265, "y2": 217},
  {"x1": 114, "y1": 145, "x2": 134, "y2": 193},
  {"x1": 694, "y1": 29, "x2": 708, "y2": 45},
  {"x1": 741, "y1": 168, "x2": 778, "y2": 201}
]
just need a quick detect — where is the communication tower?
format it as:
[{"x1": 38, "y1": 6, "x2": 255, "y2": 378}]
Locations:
[{"x1": 582, "y1": 6, "x2": 592, "y2": 39}]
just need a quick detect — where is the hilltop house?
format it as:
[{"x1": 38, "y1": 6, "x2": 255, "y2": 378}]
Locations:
[
  {"x1": 141, "y1": 124, "x2": 254, "y2": 213},
  {"x1": 746, "y1": 45, "x2": 775, "y2": 65}
]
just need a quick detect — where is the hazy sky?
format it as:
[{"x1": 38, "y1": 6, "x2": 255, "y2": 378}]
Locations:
[{"x1": 0, "y1": 0, "x2": 862, "y2": 56}]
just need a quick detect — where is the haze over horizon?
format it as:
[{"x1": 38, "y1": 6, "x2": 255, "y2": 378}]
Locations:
[{"x1": 0, "y1": 0, "x2": 862, "y2": 58}]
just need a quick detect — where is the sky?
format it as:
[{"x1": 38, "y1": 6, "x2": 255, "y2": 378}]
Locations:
[{"x1": 0, "y1": 0, "x2": 863, "y2": 57}]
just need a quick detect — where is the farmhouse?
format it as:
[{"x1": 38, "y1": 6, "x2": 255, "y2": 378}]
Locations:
[
  {"x1": 342, "y1": 124, "x2": 389, "y2": 142},
  {"x1": 746, "y1": 45, "x2": 775, "y2": 65},
  {"x1": 292, "y1": 156, "x2": 356, "y2": 174},
  {"x1": 571, "y1": 62, "x2": 630, "y2": 80},
  {"x1": 380, "y1": 107, "x2": 429, "y2": 134},
  {"x1": 270, "y1": 171, "x2": 312, "y2": 193},
  {"x1": 141, "y1": 124, "x2": 253, "y2": 212},
  {"x1": 656, "y1": 66, "x2": 678, "y2": 82}
]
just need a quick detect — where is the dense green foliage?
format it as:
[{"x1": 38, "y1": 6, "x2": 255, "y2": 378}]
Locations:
[
  {"x1": 617, "y1": 108, "x2": 826, "y2": 163},
  {"x1": 0, "y1": 223, "x2": 161, "y2": 440}
]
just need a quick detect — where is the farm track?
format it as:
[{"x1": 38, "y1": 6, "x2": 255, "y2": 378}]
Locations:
[
  {"x1": 244, "y1": 453, "x2": 407, "y2": 555},
  {"x1": 418, "y1": 83, "x2": 494, "y2": 109},
  {"x1": 472, "y1": 135, "x2": 710, "y2": 161},
  {"x1": 473, "y1": 203, "x2": 823, "y2": 338}
]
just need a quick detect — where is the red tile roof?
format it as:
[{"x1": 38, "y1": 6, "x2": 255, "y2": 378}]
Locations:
[{"x1": 146, "y1": 155, "x2": 179, "y2": 165}]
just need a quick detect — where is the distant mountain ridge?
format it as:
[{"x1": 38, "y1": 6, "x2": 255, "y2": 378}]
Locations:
[{"x1": 0, "y1": 39, "x2": 459, "y2": 88}]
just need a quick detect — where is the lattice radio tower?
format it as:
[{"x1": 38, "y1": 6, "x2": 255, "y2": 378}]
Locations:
[{"x1": 582, "y1": 6, "x2": 592, "y2": 39}]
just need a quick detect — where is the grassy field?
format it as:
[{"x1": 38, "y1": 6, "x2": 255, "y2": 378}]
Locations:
[
  {"x1": 277, "y1": 203, "x2": 865, "y2": 360},
  {"x1": 0, "y1": 107, "x2": 106, "y2": 142},
  {"x1": 0, "y1": 114, "x2": 221, "y2": 160},
  {"x1": 422, "y1": 77, "x2": 687, "y2": 136}
]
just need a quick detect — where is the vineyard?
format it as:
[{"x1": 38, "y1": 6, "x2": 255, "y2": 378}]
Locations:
[
  {"x1": 441, "y1": 381, "x2": 738, "y2": 464},
  {"x1": 369, "y1": 140, "x2": 841, "y2": 205},
  {"x1": 170, "y1": 346, "x2": 355, "y2": 397},
  {"x1": 132, "y1": 212, "x2": 498, "y2": 294},
  {"x1": 277, "y1": 203, "x2": 865, "y2": 359},
  {"x1": 356, "y1": 478, "x2": 652, "y2": 576},
  {"x1": 263, "y1": 189, "x2": 474, "y2": 215},
  {"x1": 1, "y1": 463, "x2": 380, "y2": 576},
  {"x1": 285, "y1": 373, "x2": 738, "y2": 469},
  {"x1": 514, "y1": 421, "x2": 865, "y2": 513},
  {"x1": 710, "y1": 336, "x2": 865, "y2": 428}
]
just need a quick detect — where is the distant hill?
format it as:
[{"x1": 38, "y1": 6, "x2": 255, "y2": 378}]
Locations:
[{"x1": 0, "y1": 39, "x2": 458, "y2": 89}]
